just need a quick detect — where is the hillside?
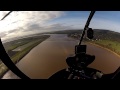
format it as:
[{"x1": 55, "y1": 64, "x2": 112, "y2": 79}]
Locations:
[
  {"x1": 41, "y1": 30, "x2": 83, "y2": 34},
  {"x1": 67, "y1": 29, "x2": 120, "y2": 55},
  {"x1": 93, "y1": 29, "x2": 120, "y2": 42}
]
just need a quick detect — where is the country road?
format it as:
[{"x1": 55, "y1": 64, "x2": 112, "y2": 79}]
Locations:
[{"x1": 2, "y1": 34, "x2": 120, "y2": 79}]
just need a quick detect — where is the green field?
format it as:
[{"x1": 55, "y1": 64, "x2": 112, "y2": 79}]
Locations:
[
  {"x1": 66, "y1": 29, "x2": 120, "y2": 56},
  {"x1": 0, "y1": 35, "x2": 50, "y2": 78},
  {"x1": 89, "y1": 40, "x2": 120, "y2": 55}
]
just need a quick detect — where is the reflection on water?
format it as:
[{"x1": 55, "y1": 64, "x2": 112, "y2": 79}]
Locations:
[{"x1": 2, "y1": 34, "x2": 120, "y2": 79}]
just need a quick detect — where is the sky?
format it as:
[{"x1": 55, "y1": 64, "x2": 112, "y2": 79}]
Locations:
[{"x1": 0, "y1": 11, "x2": 120, "y2": 41}]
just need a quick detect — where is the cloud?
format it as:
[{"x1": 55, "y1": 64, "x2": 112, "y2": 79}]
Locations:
[
  {"x1": 45, "y1": 23, "x2": 73, "y2": 30},
  {"x1": 0, "y1": 32, "x2": 7, "y2": 38},
  {"x1": 24, "y1": 23, "x2": 74, "y2": 32},
  {"x1": 0, "y1": 11, "x2": 65, "y2": 32},
  {"x1": 1, "y1": 22, "x2": 75, "y2": 41},
  {"x1": 0, "y1": 11, "x2": 66, "y2": 41},
  {"x1": 7, "y1": 29, "x2": 18, "y2": 33},
  {"x1": 25, "y1": 24, "x2": 44, "y2": 31},
  {"x1": 1, "y1": 11, "x2": 120, "y2": 42}
]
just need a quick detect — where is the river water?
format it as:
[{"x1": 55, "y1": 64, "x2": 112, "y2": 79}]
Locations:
[{"x1": 2, "y1": 34, "x2": 120, "y2": 79}]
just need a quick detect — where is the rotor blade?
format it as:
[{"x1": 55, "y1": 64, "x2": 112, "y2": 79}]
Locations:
[
  {"x1": 79, "y1": 11, "x2": 95, "y2": 45},
  {"x1": 1, "y1": 11, "x2": 13, "y2": 21},
  {"x1": 0, "y1": 38, "x2": 30, "y2": 79}
]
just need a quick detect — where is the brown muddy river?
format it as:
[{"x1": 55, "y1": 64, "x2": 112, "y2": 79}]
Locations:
[{"x1": 2, "y1": 34, "x2": 120, "y2": 79}]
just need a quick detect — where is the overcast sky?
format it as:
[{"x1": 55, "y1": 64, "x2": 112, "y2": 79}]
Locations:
[{"x1": 0, "y1": 11, "x2": 120, "y2": 41}]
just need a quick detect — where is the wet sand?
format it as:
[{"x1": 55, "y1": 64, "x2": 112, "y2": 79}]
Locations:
[{"x1": 2, "y1": 34, "x2": 120, "y2": 79}]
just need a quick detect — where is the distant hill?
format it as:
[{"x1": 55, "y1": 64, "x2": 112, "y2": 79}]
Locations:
[
  {"x1": 41, "y1": 30, "x2": 83, "y2": 34},
  {"x1": 45, "y1": 29, "x2": 120, "y2": 42},
  {"x1": 3, "y1": 29, "x2": 120, "y2": 44},
  {"x1": 93, "y1": 29, "x2": 120, "y2": 42}
]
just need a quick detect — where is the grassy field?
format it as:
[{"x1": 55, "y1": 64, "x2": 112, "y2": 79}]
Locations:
[
  {"x1": 0, "y1": 35, "x2": 50, "y2": 78},
  {"x1": 68, "y1": 34, "x2": 120, "y2": 56},
  {"x1": 11, "y1": 39, "x2": 47, "y2": 63},
  {"x1": 89, "y1": 40, "x2": 120, "y2": 55},
  {"x1": 67, "y1": 30, "x2": 120, "y2": 56}
]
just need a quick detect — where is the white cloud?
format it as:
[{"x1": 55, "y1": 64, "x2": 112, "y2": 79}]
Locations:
[
  {"x1": 1, "y1": 11, "x2": 120, "y2": 41},
  {"x1": 0, "y1": 11, "x2": 65, "y2": 41},
  {"x1": 0, "y1": 11, "x2": 65, "y2": 32}
]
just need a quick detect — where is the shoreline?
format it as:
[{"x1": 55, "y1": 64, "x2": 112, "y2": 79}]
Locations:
[
  {"x1": 87, "y1": 42, "x2": 120, "y2": 58},
  {"x1": 68, "y1": 36, "x2": 120, "y2": 58},
  {"x1": 1, "y1": 35, "x2": 50, "y2": 79}
]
